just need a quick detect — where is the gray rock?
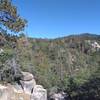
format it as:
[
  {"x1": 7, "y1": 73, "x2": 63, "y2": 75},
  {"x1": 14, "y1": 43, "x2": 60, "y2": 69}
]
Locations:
[
  {"x1": 0, "y1": 72, "x2": 47, "y2": 100},
  {"x1": 32, "y1": 85, "x2": 47, "y2": 100},
  {"x1": 21, "y1": 71, "x2": 34, "y2": 81},
  {"x1": 50, "y1": 92, "x2": 68, "y2": 100},
  {"x1": 20, "y1": 71, "x2": 36, "y2": 93},
  {"x1": 0, "y1": 85, "x2": 8, "y2": 100},
  {"x1": 20, "y1": 78, "x2": 36, "y2": 93},
  {"x1": 0, "y1": 48, "x2": 4, "y2": 54}
]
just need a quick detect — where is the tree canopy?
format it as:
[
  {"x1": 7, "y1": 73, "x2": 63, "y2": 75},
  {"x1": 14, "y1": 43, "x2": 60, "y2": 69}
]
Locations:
[{"x1": 0, "y1": 0, "x2": 27, "y2": 32}]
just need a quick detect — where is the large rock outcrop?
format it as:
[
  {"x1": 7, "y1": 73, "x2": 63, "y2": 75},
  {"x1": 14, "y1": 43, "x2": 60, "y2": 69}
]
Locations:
[
  {"x1": 0, "y1": 72, "x2": 47, "y2": 100},
  {"x1": 20, "y1": 71, "x2": 36, "y2": 94}
]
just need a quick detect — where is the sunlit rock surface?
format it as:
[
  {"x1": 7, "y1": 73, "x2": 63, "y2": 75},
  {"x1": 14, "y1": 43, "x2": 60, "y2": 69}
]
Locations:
[
  {"x1": 32, "y1": 85, "x2": 47, "y2": 100},
  {"x1": 0, "y1": 72, "x2": 47, "y2": 100},
  {"x1": 20, "y1": 71, "x2": 36, "y2": 94},
  {"x1": 49, "y1": 91, "x2": 69, "y2": 100}
]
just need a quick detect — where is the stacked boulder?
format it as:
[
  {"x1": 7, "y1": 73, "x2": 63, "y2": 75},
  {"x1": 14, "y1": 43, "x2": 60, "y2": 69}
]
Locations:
[{"x1": 0, "y1": 71, "x2": 47, "y2": 100}]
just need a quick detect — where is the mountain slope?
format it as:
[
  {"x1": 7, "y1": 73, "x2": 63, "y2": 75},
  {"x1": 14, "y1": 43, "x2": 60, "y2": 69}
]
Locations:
[{"x1": 0, "y1": 33, "x2": 100, "y2": 99}]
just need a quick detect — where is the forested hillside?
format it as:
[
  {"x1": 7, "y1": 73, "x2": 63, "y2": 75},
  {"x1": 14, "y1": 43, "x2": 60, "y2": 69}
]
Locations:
[
  {"x1": 0, "y1": 0, "x2": 100, "y2": 99},
  {"x1": 0, "y1": 32, "x2": 100, "y2": 99}
]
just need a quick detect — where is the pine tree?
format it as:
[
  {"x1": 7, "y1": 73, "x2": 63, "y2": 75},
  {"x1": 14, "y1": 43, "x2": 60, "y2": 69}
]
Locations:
[{"x1": 0, "y1": 0, "x2": 27, "y2": 33}]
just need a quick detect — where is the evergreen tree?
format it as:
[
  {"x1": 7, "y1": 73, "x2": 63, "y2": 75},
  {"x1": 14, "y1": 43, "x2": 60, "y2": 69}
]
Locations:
[{"x1": 0, "y1": 0, "x2": 27, "y2": 32}]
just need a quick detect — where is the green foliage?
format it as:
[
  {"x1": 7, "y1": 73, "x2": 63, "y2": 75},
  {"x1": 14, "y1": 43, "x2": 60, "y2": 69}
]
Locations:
[
  {"x1": 16, "y1": 34, "x2": 100, "y2": 92},
  {"x1": 19, "y1": 33, "x2": 26, "y2": 38},
  {"x1": 0, "y1": 52, "x2": 13, "y2": 63},
  {"x1": 0, "y1": 32, "x2": 100, "y2": 100},
  {"x1": 0, "y1": 0, "x2": 27, "y2": 32},
  {"x1": 65, "y1": 77, "x2": 100, "y2": 100},
  {"x1": 0, "y1": 58, "x2": 22, "y2": 83}
]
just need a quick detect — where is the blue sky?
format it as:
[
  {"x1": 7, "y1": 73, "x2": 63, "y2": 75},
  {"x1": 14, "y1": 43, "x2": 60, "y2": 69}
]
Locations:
[{"x1": 13, "y1": 0, "x2": 100, "y2": 38}]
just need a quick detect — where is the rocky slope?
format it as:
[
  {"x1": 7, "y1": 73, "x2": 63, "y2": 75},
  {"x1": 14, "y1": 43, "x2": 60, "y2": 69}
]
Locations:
[{"x1": 0, "y1": 71, "x2": 47, "y2": 100}]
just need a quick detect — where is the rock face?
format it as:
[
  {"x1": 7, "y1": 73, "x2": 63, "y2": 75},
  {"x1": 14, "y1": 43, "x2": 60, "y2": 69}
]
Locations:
[
  {"x1": 20, "y1": 71, "x2": 36, "y2": 94},
  {"x1": 32, "y1": 85, "x2": 47, "y2": 100},
  {"x1": 0, "y1": 72, "x2": 47, "y2": 100},
  {"x1": 0, "y1": 48, "x2": 4, "y2": 54},
  {"x1": 0, "y1": 85, "x2": 8, "y2": 100},
  {"x1": 49, "y1": 92, "x2": 69, "y2": 100}
]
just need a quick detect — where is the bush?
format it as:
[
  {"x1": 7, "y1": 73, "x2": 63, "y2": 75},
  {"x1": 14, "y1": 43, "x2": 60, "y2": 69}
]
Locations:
[
  {"x1": 0, "y1": 52, "x2": 13, "y2": 63},
  {"x1": 0, "y1": 58, "x2": 22, "y2": 83}
]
